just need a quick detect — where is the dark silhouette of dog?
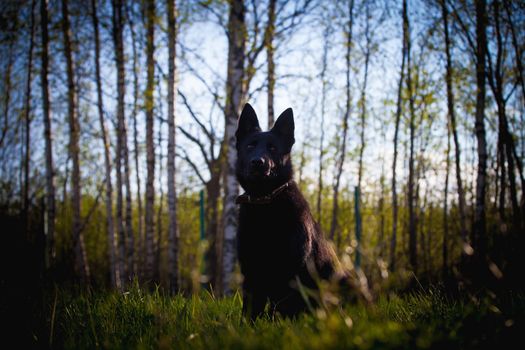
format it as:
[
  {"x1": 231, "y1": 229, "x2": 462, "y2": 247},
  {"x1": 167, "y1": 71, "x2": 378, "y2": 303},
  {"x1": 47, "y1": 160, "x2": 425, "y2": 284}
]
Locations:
[{"x1": 235, "y1": 103, "x2": 346, "y2": 320}]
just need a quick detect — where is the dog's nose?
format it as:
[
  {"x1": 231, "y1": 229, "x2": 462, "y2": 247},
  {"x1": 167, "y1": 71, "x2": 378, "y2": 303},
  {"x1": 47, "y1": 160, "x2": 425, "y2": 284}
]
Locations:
[{"x1": 250, "y1": 158, "x2": 265, "y2": 167}]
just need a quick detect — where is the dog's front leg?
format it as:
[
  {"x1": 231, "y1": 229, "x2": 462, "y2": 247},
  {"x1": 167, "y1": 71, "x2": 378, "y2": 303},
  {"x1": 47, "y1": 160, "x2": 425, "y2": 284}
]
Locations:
[{"x1": 242, "y1": 289, "x2": 267, "y2": 321}]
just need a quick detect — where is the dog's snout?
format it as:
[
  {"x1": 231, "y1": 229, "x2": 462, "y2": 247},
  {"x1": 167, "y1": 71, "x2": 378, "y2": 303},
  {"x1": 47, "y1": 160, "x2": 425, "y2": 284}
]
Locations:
[{"x1": 250, "y1": 157, "x2": 265, "y2": 167}]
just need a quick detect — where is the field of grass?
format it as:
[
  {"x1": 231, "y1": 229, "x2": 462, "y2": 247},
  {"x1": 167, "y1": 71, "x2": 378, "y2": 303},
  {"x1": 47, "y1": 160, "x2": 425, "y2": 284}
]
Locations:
[{"x1": 35, "y1": 283, "x2": 524, "y2": 349}]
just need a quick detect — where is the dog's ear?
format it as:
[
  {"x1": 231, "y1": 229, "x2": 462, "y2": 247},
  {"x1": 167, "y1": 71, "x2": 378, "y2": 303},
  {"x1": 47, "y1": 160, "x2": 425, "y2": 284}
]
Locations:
[
  {"x1": 236, "y1": 103, "x2": 261, "y2": 147},
  {"x1": 271, "y1": 108, "x2": 295, "y2": 152}
]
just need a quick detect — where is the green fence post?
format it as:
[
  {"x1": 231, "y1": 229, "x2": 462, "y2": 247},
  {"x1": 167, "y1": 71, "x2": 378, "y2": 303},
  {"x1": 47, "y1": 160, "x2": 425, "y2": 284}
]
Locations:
[
  {"x1": 199, "y1": 189, "x2": 207, "y2": 290},
  {"x1": 354, "y1": 186, "x2": 361, "y2": 269},
  {"x1": 200, "y1": 190, "x2": 205, "y2": 241}
]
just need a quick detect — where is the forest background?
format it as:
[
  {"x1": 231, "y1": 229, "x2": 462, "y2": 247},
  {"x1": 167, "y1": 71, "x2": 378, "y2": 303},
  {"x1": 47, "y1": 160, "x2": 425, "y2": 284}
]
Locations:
[{"x1": 0, "y1": 0, "x2": 524, "y2": 346}]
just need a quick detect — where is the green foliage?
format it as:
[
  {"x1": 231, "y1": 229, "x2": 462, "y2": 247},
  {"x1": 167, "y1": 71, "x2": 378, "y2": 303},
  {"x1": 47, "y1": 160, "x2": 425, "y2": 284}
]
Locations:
[
  {"x1": 50, "y1": 190, "x2": 203, "y2": 289},
  {"x1": 45, "y1": 285, "x2": 524, "y2": 349},
  {"x1": 172, "y1": 191, "x2": 203, "y2": 292}
]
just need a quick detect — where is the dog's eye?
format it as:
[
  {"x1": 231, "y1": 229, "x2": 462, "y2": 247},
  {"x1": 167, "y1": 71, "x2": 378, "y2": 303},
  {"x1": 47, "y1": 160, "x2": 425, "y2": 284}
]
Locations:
[
  {"x1": 268, "y1": 144, "x2": 276, "y2": 152},
  {"x1": 247, "y1": 143, "x2": 256, "y2": 150}
]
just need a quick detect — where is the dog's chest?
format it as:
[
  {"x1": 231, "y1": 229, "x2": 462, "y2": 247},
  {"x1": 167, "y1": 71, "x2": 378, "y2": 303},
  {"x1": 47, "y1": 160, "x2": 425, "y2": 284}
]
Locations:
[
  {"x1": 238, "y1": 201, "x2": 300, "y2": 264},
  {"x1": 239, "y1": 202, "x2": 296, "y2": 238}
]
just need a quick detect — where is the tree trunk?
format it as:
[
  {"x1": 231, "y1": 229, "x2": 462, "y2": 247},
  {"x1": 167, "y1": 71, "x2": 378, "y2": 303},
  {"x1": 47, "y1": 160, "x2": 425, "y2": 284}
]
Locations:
[
  {"x1": 0, "y1": 42, "x2": 14, "y2": 150},
  {"x1": 123, "y1": 127, "x2": 135, "y2": 280},
  {"x1": 92, "y1": 0, "x2": 120, "y2": 290},
  {"x1": 503, "y1": 0, "x2": 525, "y2": 109},
  {"x1": 111, "y1": 0, "x2": 126, "y2": 286},
  {"x1": 404, "y1": 0, "x2": 417, "y2": 274},
  {"x1": 357, "y1": 1, "x2": 370, "y2": 192},
  {"x1": 443, "y1": 112, "x2": 451, "y2": 277},
  {"x1": 473, "y1": 0, "x2": 488, "y2": 258},
  {"x1": 113, "y1": 0, "x2": 135, "y2": 283},
  {"x1": 494, "y1": 140, "x2": 501, "y2": 214},
  {"x1": 144, "y1": 0, "x2": 156, "y2": 283},
  {"x1": 265, "y1": 0, "x2": 276, "y2": 128},
  {"x1": 329, "y1": 0, "x2": 354, "y2": 247},
  {"x1": 120, "y1": 12, "x2": 135, "y2": 282},
  {"x1": 128, "y1": 2, "x2": 144, "y2": 279},
  {"x1": 156, "y1": 115, "x2": 164, "y2": 284},
  {"x1": 167, "y1": 0, "x2": 180, "y2": 294},
  {"x1": 297, "y1": 127, "x2": 309, "y2": 188},
  {"x1": 490, "y1": 0, "x2": 522, "y2": 229},
  {"x1": 317, "y1": 23, "x2": 330, "y2": 225},
  {"x1": 390, "y1": 0, "x2": 407, "y2": 272},
  {"x1": 40, "y1": 0, "x2": 56, "y2": 269},
  {"x1": 222, "y1": 0, "x2": 246, "y2": 296},
  {"x1": 23, "y1": 0, "x2": 36, "y2": 238},
  {"x1": 62, "y1": 0, "x2": 90, "y2": 283},
  {"x1": 441, "y1": 0, "x2": 468, "y2": 247},
  {"x1": 503, "y1": 0, "x2": 525, "y2": 205},
  {"x1": 356, "y1": 3, "x2": 370, "y2": 249}
]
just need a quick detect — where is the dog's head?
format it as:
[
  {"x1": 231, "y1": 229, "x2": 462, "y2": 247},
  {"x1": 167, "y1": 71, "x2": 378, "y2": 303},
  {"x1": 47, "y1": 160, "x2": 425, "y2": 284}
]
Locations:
[{"x1": 235, "y1": 103, "x2": 295, "y2": 196}]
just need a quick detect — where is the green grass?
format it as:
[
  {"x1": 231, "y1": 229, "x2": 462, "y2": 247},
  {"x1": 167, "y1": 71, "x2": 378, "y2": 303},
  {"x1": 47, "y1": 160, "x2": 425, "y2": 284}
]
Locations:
[{"x1": 43, "y1": 284, "x2": 524, "y2": 349}]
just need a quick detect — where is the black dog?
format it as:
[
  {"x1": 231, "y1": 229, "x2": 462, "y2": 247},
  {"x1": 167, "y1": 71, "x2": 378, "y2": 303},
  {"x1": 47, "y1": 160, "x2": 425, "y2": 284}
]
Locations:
[{"x1": 235, "y1": 103, "x2": 344, "y2": 319}]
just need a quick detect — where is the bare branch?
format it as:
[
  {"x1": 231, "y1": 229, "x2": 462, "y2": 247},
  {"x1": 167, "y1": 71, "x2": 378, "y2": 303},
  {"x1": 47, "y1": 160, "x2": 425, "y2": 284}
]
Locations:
[
  {"x1": 448, "y1": 0, "x2": 476, "y2": 58},
  {"x1": 274, "y1": 0, "x2": 314, "y2": 37},
  {"x1": 177, "y1": 125, "x2": 211, "y2": 169},
  {"x1": 179, "y1": 42, "x2": 224, "y2": 82},
  {"x1": 176, "y1": 146, "x2": 206, "y2": 185},
  {"x1": 180, "y1": 57, "x2": 226, "y2": 113},
  {"x1": 504, "y1": 81, "x2": 519, "y2": 103},
  {"x1": 199, "y1": 1, "x2": 228, "y2": 36},
  {"x1": 178, "y1": 89, "x2": 214, "y2": 142},
  {"x1": 78, "y1": 180, "x2": 104, "y2": 236}
]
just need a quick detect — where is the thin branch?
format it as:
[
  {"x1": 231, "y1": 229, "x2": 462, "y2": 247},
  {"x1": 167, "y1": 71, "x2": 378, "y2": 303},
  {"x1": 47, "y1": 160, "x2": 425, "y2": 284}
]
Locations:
[
  {"x1": 274, "y1": 0, "x2": 313, "y2": 37},
  {"x1": 177, "y1": 125, "x2": 211, "y2": 169},
  {"x1": 176, "y1": 147, "x2": 206, "y2": 185},
  {"x1": 181, "y1": 58, "x2": 225, "y2": 113},
  {"x1": 448, "y1": 0, "x2": 476, "y2": 58},
  {"x1": 78, "y1": 181, "x2": 104, "y2": 236},
  {"x1": 199, "y1": 1, "x2": 228, "y2": 36},
  {"x1": 504, "y1": 81, "x2": 518, "y2": 103},
  {"x1": 178, "y1": 89, "x2": 214, "y2": 142}
]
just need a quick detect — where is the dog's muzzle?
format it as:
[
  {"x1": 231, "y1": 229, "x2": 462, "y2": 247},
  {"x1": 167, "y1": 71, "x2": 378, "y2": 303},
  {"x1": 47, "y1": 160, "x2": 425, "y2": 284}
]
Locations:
[{"x1": 248, "y1": 157, "x2": 272, "y2": 177}]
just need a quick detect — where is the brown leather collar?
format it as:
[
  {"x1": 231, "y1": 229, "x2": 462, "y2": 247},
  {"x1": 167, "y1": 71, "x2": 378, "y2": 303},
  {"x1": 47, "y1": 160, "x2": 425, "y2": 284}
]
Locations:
[{"x1": 236, "y1": 181, "x2": 291, "y2": 205}]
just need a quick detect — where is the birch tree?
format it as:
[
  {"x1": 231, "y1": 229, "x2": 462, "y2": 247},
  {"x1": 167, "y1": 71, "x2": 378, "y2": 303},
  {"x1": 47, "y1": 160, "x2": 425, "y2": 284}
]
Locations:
[
  {"x1": 317, "y1": 19, "x2": 331, "y2": 226},
  {"x1": 356, "y1": 0, "x2": 372, "y2": 240},
  {"x1": 23, "y1": 0, "x2": 36, "y2": 236},
  {"x1": 166, "y1": 0, "x2": 180, "y2": 294},
  {"x1": 40, "y1": 0, "x2": 56, "y2": 268},
  {"x1": 265, "y1": 0, "x2": 276, "y2": 128},
  {"x1": 144, "y1": 0, "x2": 157, "y2": 283},
  {"x1": 390, "y1": 0, "x2": 407, "y2": 272},
  {"x1": 404, "y1": 0, "x2": 418, "y2": 274},
  {"x1": 62, "y1": 0, "x2": 90, "y2": 282},
  {"x1": 440, "y1": 0, "x2": 468, "y2": 250},
  {"x1": 127, "y1": 3, "x2": 144, "y2": 276},
  {"x1": 473, "y1": 0, "x2": 488, "y2": 258},
  {"x1": 112, "y1": 0, "x2": 135, "y2": 283},
  {"x1": 222, "y1": 0, "x2": 246, "y2": 296},
  {"x1": 443, "y1": 111, "x2": 451, "y2": 277},
  {"x1": 329, "y1": 0, "x2": 354, "y2": 247},
  {"x1": 485, "y1": 0, "x2": 524, "y2": 229},
  {"x1": 92, "y1": 0, "x2": 119, "y2": 289},
  {"x1": 111, "y1": 0, "x2": 126, "y2": 284},
  {"x1": 0, "y1": 33, "x2": 15, "y2": 150}
]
